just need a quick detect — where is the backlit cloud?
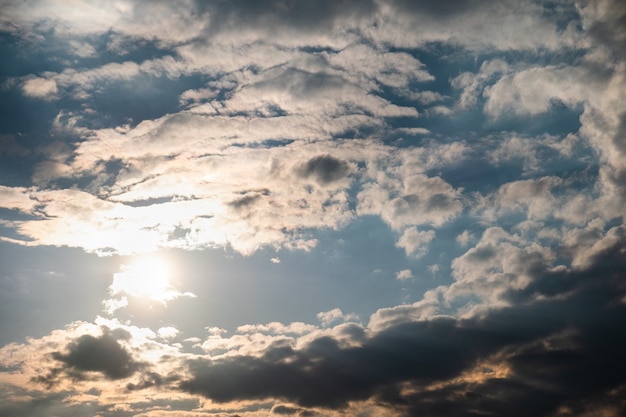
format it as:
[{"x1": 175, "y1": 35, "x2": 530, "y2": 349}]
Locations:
[{"x1": 1, "y1": 0, "x2": 626, "y2": 416}]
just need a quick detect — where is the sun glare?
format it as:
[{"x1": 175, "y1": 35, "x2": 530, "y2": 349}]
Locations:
[{"x1": 110, "y1": 254, "x2": 178, "y2": 303}]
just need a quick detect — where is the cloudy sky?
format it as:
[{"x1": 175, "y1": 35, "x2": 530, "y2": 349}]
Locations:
[{"x1": 1, "y1": 0, "x2": 626, "y2": 416}]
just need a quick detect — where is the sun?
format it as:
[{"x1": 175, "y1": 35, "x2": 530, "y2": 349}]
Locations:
[{"x1": 110, "y1": 254, "x2": 178, "y2": 303}]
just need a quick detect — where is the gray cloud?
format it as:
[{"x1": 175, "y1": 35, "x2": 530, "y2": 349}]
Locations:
[
  {"x1": 0, "y1": 391, "x2": 103, "y2": 417},
  {"x1": 126, "y1": 371, "x2": 166, "y2": 391},
  {"x1": 200, "y1": 0, "x2": 377, "y2": 35},
  {"x1": 383, "y1": 0, "x2": 480, "y2": 19},
  {"x1": 613, "y1": 112, "x2": 626, "y2": 157},
  {"x1": 228, "y1": 192, "x2": 264, "y2": 211},
  {"x1": 295, "y1": 155, "x2": 352, "y2": 185},
  {"x1": 585, "y1": 0, "x2": 626, "y2": 60},
  {"x1": 47, "y1": 332, "x2": 142, "y2": 382},
  {"x1": 179, "y1": 234, "x2": 626, "y2": 414}
]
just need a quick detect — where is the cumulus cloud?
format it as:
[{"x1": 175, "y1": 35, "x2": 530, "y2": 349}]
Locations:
[
  {"x1": 157, "y1": 327, "x2": 180, "y2": 340},
  {"x1": 295, "y1": 155, "x2": 353, "y2": 186},
  {"x1": 358, "y1": 174, "x2": 463, "y2": 231},
  {"x1": 0, "y1": 131, "x2": 468, "y2": 255},
  {"x1": 316, "y1": 308, "x2": 358, "y2": 327},
  {"x1": 1, "y1": 318, "x2": 188, "y2": 402},
  {"x1": 31, "y1": 331, "x2": 144, "y2": 389},
  {"x1": 395, "y1": 269, "x2": 413, "y2": 280},
  {"x1": 455, "y1": 230, "x2": 474, "y2": 246},
  {"x1": 483, "y1": 66, "x2": 587, "y2": 118},
  {"x1": 447, "y1": 226, "x2": 556, "y2": 311},
  {"x1": 3, "y1": 231, "x2": 626, "y2": 416},
  {"x1": 396, "y1": 228, "x2": 435, "y2": 258},
  {"x1": 176, "y1": 236, "x2": 626, "y2": 413},
  {"x1": 51, "y1": 333, "x2": 140, "y2": 380},
  {"x1": 2, "y1": 0, "x2": 626, "y2": 415},
  {"x1": 22, "y1": 77, "x2": 58, "y2": 99}
]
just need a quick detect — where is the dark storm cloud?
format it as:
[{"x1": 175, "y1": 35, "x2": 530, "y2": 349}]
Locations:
[
  {"x1": 396, "y1": 310, "x2": 626, "y2": 417},
  {"x1": 43, "y1": 332, "x2": 142, "y2": 383},
  {"x1": 179, "y1": 232, "x2": 626, "y2": 414},
  {"x1": 180, "y1": 316, "x2": 549, "y2": 408},
  {"x1": 296, "y1": 155, "x2": 351, "y2": 185}
]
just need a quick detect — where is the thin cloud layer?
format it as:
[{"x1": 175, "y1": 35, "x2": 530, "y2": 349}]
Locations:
[{"x1": 1, "y1": 0, "x2": 626, "y2": 416}]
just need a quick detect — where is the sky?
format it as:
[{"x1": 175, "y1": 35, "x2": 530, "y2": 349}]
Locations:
[{"x1": 1, "y1": 0, "x2": 626, "y2": 416}]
